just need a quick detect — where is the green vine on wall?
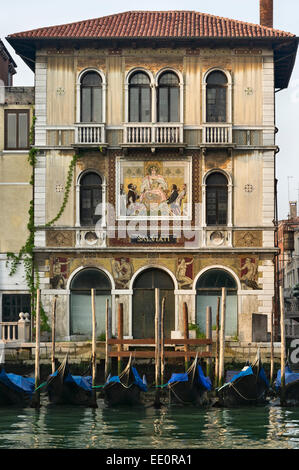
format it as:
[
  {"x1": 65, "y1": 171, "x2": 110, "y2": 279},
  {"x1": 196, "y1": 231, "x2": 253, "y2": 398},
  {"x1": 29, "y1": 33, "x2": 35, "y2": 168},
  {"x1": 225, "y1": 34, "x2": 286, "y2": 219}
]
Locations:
[{"x1": 6, "y1": 111, "x2": 79, "y2": 333}]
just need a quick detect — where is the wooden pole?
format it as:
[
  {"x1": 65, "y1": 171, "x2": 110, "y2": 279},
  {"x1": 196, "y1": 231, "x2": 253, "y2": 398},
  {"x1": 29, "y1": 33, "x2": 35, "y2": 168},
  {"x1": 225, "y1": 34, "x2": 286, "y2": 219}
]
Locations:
[
  {"x1": 51, "y1": 296, "x2": 57, "y2": 374},
  {"x1": 279, "y1": 285, "x2": 286, "y2": 405},
  {"x1": 219, "y1": 288, "x2": 226, "y2": 387},
  {"x1": 117, "y1": 303, "x2": 124, "y2": 376},
  {"x1": 270, "y1": 297, "x2": 275, "y2": 387},
  {"x1": 31, "y1": 288, "x2": 40, "y2": 408},
  {"x1": 206, "y1": 306, "x2": 212, "y2": 378},
  {"x1": 183, "y1": 302, "x2": 189, "y2": 371},
  {"x1": 161, "y1": 297, "x2": 165, "y2": 387},
  {"x1": 91, "y1": 288, "x2": 98, "y2": 407},
  {"x1": 154, "y1": 288, "x2": 161, "y2": 406},
  {"x1": 105, "y1": 298, "x2": 111, "y2": 380},
  {"x1": 215, "y1": 297, "x2": 220, "y2": 388}
]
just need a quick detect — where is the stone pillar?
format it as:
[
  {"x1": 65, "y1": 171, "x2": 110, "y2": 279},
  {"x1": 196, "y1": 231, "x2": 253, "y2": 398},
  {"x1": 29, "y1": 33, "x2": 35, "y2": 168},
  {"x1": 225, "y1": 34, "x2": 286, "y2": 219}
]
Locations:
[{"x1": 18, "y1": 312, "x2": 31, "y2": 342}]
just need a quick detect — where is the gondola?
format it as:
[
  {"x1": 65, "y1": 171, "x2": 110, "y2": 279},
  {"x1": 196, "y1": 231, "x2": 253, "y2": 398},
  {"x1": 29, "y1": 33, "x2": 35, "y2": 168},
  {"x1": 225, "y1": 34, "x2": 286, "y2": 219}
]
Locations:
[
  {"x1": 275, "y1": 365, "x2": 299, "y2": 406},
  {"x1": 0, "y1": 368, "x2": 35, "y2": 406},
  {"x1": 167, "y1": 354, "x2": 212, "y2": 406},
  {"x1": 216, "y1": 351, "x2": 269, "y2": 407},
  {"x1": 44, "y1": 355, "x2": 94, "y2": 406},
  {"x1": 103, "y1": 355, "x2": 147, "y2": 406}
]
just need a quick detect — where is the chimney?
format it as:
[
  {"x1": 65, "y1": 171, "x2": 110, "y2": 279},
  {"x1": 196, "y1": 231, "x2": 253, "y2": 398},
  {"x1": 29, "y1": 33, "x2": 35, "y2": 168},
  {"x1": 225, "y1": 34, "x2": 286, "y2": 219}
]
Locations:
[
  {"x1": 260, "y1": 0, "x2": 273, "y2": 28},
  {"x1": 290, "y1": 201, "x2": 297, "y2": 219}
]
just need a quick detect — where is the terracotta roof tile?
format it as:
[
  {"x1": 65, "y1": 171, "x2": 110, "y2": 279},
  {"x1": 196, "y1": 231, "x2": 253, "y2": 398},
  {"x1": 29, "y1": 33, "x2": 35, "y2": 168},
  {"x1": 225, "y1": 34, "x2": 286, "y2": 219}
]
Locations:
[{"x1": 7, "y1": 10, "x2": 295, "y2": 40}]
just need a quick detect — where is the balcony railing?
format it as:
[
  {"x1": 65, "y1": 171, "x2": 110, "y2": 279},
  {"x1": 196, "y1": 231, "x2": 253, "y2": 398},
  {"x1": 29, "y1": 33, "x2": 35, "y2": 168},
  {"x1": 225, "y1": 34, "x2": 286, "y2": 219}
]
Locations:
[
  {"x1": 75, "y1": 124, "x2": 105, "y2": 145},
  {"x1": 202, "y1": 124, "x2": 233, "y2": 145},
  {"x1": 124, "y1": 123, "x2": 183, "y2": 145}
]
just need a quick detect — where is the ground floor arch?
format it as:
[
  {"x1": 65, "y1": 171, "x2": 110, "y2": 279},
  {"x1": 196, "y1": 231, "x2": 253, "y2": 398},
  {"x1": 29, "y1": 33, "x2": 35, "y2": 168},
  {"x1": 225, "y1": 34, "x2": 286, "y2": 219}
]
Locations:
[
  {"x1": 70, "y1": 267, "x2": 111, "y2": 338},
  {"x1": 196, "y1": 268, "x2": 238, "y2": 336},
  {"x1": 132, "y1": 267, "x2": 175, "y2": 338}
]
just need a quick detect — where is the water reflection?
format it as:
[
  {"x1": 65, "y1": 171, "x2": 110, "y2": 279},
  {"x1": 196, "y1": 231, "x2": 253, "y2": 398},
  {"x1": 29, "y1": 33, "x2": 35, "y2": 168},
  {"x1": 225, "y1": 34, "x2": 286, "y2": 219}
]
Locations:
[{"x1": 1, "y1": 402, "x2": 299, "y2": 448}]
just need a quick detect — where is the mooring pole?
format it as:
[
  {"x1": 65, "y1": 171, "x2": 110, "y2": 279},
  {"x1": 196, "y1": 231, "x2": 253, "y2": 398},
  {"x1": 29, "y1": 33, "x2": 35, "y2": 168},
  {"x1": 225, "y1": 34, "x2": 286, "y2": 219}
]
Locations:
[
  {"x1": 117, "y1": 303, "x2": 124, "y2": 376},
  {"x1": 161, "y1": 297, "x2": 165, "y2": 388},
  {"x1": 105, "y1": 298, "x2": 111, "y2": 380},
  {"x1": 51, "y1": 296, "x2": 57, "y2": 374},
  {"x1": 183, "y1": 302, "x2": 189, "y2": 371},
  {"x1": 270, "y1": 298, "x2": 275, "y2": 387},
  {"x1": 215, "y1": 297, "x2": 220, "y2": 387},
  {"x1": 279, "y1": 286, "x2": 286, "y2": 405},
  {"x1": 31, "y1": 288, "x2": 40, "y2": 408},
  {"x1": 206, "y1": 306, "x2": 212, "y2": 379},
  {"x1": 219, "y1": 288, "x2": 226, "y2": 388},
  {"x1": 154, "y1": 288, "x2": 161, "y2": 406},
  {"x1": 91, "y1": 288, "x2": 98, "y2": 407}
]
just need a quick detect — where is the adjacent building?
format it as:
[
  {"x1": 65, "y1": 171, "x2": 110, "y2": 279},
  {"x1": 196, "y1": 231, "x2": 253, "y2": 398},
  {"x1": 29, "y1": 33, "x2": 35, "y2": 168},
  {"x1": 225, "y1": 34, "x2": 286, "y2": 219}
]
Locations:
[{"x1": 4, "y1": 2, "x2": 298, "y2": 341}]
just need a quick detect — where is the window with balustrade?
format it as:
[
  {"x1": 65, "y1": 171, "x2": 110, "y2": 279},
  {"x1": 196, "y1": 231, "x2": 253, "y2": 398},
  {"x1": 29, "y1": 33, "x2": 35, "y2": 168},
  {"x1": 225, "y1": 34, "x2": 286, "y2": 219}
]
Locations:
[
  {"x1": 206, "y1": 71, "x2": 228, "y2": 123},
  {"x1": 206, "y1": 172, "x2": 228, "y2": 225},
  {"x1": 80, "y1": 172, "x2": 103, "y2": 226},
  {"x1": 129, "y1": 72, "x2": 151, "y2": 122},
  {"x1": 80, "y1": 71, "x2": 102, "y2": 123},
  {"x1": 157, "y1": 72, "x2": 179, "y2": 122}
]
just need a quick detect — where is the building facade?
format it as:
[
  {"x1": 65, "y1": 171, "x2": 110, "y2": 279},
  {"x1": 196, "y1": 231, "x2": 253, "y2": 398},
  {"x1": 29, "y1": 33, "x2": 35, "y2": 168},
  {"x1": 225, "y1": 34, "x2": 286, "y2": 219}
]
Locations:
[{"x1": 5, "y1": 5, "x2": 298, "y2": 341}]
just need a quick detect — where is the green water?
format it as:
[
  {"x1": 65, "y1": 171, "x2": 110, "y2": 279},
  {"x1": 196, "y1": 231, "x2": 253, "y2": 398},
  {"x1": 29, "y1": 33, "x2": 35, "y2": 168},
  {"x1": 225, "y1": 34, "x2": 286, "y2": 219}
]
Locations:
[{"x1": 0, "y1": 401, "x2": 299, "y2": 449}]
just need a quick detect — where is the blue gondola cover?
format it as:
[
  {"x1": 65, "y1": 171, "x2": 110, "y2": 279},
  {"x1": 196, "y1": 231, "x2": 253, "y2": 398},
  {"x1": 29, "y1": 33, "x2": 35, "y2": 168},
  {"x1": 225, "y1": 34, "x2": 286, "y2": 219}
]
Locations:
[
  {"x1": 0, "y1": 369, "x2": 35, "y2": 396},
  {"x1": 275, "y1": 366, "x2": 299, "y2": 388},
  {"x1": 105, "y1": 368, "x2": 147, "y2": 392},
  {"x1": 167, "y1": 365, "x2": 212, "y2": 391},
  {"x1": 65, "y1": 374, "x2": 92, "y2": 391}
]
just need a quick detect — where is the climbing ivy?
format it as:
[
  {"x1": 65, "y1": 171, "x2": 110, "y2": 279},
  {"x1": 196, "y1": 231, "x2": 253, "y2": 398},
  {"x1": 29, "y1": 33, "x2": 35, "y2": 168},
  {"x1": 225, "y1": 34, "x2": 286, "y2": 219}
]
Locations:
[
  {"x1": 45, "y1": 153, "x2": 79, "y2": 226},
  {"x1": 6, "y1": 110, "x2": 79, "y2": 333}
]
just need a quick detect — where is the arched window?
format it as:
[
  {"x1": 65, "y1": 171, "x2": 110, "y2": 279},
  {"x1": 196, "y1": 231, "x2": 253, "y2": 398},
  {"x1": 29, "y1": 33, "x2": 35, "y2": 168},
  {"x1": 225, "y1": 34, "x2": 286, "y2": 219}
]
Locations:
[
  {"x1": 70, "y1": 268, "x2": 111, "y2": 337},
  {"x1": 133, "y1": 268, "x2": 175, "y2": 338},
  {"x1": 129, "y1": 72, "x2": 151, "y2": 122},
  {"x1": 206, "y1": 71, "x2": 227, "y2": 123},
  {"x1": 196, "y1": 268, "x2": 238, "y2": 336},
  {"x1": 157, "y1": 72, "x2": 179, "y2": 122},
  {"x1": 206, "y1": 172, "x2": 228, "y2": 225},
  {"x1": 80, "y1": 172, "x2": 103, "y2": 226},
  {"x1": 80, "y1": 71, "x2": 102, "y2": 123}
]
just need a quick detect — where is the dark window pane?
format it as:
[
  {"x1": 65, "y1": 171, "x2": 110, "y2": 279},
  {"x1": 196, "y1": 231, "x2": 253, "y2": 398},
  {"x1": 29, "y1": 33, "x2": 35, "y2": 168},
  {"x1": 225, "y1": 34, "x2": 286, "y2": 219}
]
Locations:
[
  {"x1": 207, "y1": 87, "x2": 226, "y2": 122},
  {"x1": 129, "y1": 87, "x2": 139, "y2": 122},
  {"x1": 134, "y1": 268, "x2": 174, "y2": 289},
  {"x1": 80, "y1": 172, "x2": 103, "y2": 226},
  {"x1": 158, "y1": 87, "x2": 168, "y2": 122},
  {"x1": 92, "y1": 87, "x2": 102, "y2": 122},
  {"x1": 159, "y1": 72, "x2": 179, "y2": 86},
  {"x1": 170, "y1": 87, "x2": 179, "y2": 122},
  {"x1": 18, "y1": 113, "x2": 28, "y2": 148},
  {"x1": 196, "y1": 269, "x2": 237, "y2": 289},
  {"x1": 206, "y1": 173, "x2": 228, "y2": 225},
  {"x1": 71, "y1": 268, "x2": 111, "y2": 291},
  {"x1": 2, "y1": 294, "x2": 31, "y2": 322},
  {"x1": 130, "y1": 72, "x2": 150, "y2": 85},
  {"x1": 140, "y1": 87, "x2": 151, "y2": 122},
  {"x1": 206, "y1": 173, "x2": 227, "y2": 185},
  {"x1": 81, "y1": 173, "x2": 102, "y2": 186},
  {"x1": 81, "y1": 72, "x2": 102, "y2": 86},
  {"x1": 7, "y1": 113, "x2": 17, "y2": 148},
  {"x1": 81, "y1": 88, "x2": 91, "y2": 122},
  {"x1": 206, "y1": 71, "x2": 227, "y2": 85}
]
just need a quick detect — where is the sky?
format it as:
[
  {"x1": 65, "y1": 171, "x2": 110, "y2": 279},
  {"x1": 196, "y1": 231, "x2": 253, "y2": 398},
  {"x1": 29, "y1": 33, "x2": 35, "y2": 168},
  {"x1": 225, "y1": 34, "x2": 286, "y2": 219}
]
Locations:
[{"x1": 2, "y1": 0, "x2": 299, "y2": 220}]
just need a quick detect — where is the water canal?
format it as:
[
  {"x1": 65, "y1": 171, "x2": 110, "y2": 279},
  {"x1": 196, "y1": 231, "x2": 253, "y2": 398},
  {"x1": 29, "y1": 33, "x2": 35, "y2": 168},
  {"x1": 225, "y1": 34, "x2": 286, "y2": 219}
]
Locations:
[{"x1": 0, "y1": 401, "x2": 299, "y2": 449}]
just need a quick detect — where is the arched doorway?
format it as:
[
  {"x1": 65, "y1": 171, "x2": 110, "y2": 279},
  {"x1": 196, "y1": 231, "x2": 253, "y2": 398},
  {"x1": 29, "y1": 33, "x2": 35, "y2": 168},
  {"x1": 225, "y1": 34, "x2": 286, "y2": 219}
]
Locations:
[
  {"x1": 196, "y1": 269, "x2": 238, "y2": 336},
  {"x1": 70, "y1": 268, "x2": 111, "y2": 338},
  {"x1": 132, "y1": 268, "x2": 175, "y2": 338}
]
